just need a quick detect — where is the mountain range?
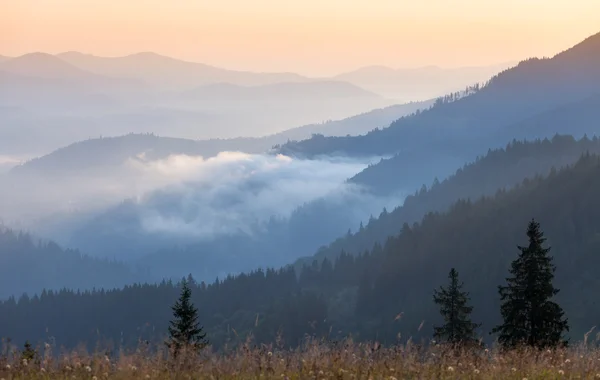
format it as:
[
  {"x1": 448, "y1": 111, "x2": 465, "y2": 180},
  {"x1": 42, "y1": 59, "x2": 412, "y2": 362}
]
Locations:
[
  {"x1": 279, "y1": 32, "x2": 600, "y2": 158},
  {"x1": 3, "y1": 30, "x2": 600, "y2": 351},
  {"x1": 0, "y1": 53, "x2": 406, "y2": 155},
  {"x1": 9, "y1": 99, "x2": 431, "y2": 177},
  {"x1": 56, "y1": 51, "x2": 309, "y2": 89},
  {"x1": 5, "y1": 142, "x2": 600, "y2": 348},
  {"x1": 0, "y1": 53, "x2": 144, "y2": 91},
  {"x1": 277, "y1": 32, "x2": 600, "y2": 198},
  {"x1": 40, "y1": 30, "x2": 600, "y2": 284},
  {"x1": 332, "y1": 62, "x2": 514, "y2": 102},
  {"x1": 0, "y1": 51, "x2": 513, "y2": 99},
  {"x1": 349, "y1": 94, "x2": 600, "y2": 195}
]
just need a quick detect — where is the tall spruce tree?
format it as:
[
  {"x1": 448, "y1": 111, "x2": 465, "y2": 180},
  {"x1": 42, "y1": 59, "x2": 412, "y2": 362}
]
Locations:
[
  {"x1": 492, "y1": 219, "x2": 569, "y2": 349},
  {"x1": 166, "y1": 278, "x2": 208, "y2": 354},
  {"x1": 433, "y1": 268, "x2": 480, "y2": 345}
]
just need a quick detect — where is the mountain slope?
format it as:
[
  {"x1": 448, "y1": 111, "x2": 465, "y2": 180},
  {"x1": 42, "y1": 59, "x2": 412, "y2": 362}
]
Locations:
[
  {"x1": 333, "y1": 62, "x2": 514, "y2": 102},
  {"x1": 499, "y1": 94, "x2": 600, "y2": 141},
  {"x1": 350, "y1": 95, "x2": 600, "y2": 195},
  {"x1": 0, "y1": 53, "x2": 93, "y2": 79},
  {"x1": 57, "y1": 51, "x2": 310, "y2": 89},
  {"x1": 354, "y1": 153, "x2": 600, "y2": 342},
  {"x1": 10, "y1": 134, "x2": 209, "y2": 177},
  {"x1": 302, "y1": 134, "x2": 600, "y2": 265},
  {"x1": 5, "y1": 153, "x2": 600, "y2": 348},
  {"x1": 50, "y1": 135, "x2": 600, "y2": 284},
  {"x1": 10, "y1": 100, "x2": 432, "y2": 177},
  {"x1": 278, "y1": 31, "x2": 600, "y2": 160},
  {"x1": 273, "y1": 100, "x2": 434, "y2": 141},
  {"x1": 0, "y1": 227, "x2": 141, "y2": 299},
  {"x1": 0, "y1": 54, "x2": 145, "y2": 110},
  {"x1": 0, "y1": 53, "x2": 142, "y2": 89}
]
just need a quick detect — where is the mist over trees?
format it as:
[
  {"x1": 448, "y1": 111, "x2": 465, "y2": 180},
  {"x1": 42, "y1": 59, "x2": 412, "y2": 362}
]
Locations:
[
  {"x1": 2, "y1": 28, "x2": 600, "y2": 365},
  {"x1": 3, "y1": 135, "x2": 600, "y2": 303},
  {"x1": 3, "y1": 152, "x2": 600, "y2": 349},
  {"x1": 276, "y1": 33, "x2": 600, "y2": 199},
  {"x1": 303, "y1": 135, "x2": 600, "y2": 266},
  {"x1": 0, "y1": 227, "x2": 140, "y2": 299}
]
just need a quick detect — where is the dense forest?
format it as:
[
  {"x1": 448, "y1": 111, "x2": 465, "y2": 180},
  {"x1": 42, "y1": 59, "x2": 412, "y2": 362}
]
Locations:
[
  {"x1": 3, "y1": 152, "x2": 600, "y2": 350},
  {"x1": 0, "y1": 227, "x2": 141, "y2": 298},
  {"x1": 350, "y1": 95, "x2": 600, "y2": 195},
  {"x1": 54, "y1": 135, "x2": 600, "y2": 283},
  {"x1": 302, "y1": 134, "x2": 600, "y2": 265},
  {"x1": 3, "y1": 135, "x2": 597, "y2": 297}
]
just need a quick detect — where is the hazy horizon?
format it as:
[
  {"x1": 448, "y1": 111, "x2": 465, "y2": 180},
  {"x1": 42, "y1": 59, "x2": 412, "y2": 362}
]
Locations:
[
  {"x1": 0, "y1": 50, "x2": 515, "y2": 77},
  {"x1": 5, "y1": 1, "x2": 600, "y2": 359},
  {"x1": 3, "y1": 0, "x2": 599, "y2": 76}
]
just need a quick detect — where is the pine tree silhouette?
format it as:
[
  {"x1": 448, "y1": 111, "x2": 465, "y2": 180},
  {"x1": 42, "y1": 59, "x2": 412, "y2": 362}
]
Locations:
[
  {"x1": 21, "y1": 341, "x2": 36, "y2": 363},
  {"x1": 492, "y1": 219, "x2": 569, "y2": 348},
  {"x1": 432, "y1": 268, "x2": 480, "y2": 345},
  {"x1": 166, "y1": 278, "x2": 208, "y2": 355}
]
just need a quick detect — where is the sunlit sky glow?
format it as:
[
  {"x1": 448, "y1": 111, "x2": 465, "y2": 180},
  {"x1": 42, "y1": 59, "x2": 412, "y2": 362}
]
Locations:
[{"x1": 2, "y1": 0, "x2": 599, "y2": 76}]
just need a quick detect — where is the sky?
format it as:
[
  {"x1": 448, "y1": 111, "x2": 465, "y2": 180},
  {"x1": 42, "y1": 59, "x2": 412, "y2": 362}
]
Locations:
[{"x1": 2, "y1": 0, "x2": 600, "y2": 76}]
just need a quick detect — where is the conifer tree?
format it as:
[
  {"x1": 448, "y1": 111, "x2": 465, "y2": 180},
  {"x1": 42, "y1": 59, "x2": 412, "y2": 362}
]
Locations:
[
  {"x1": 166, "y1": 278, "x2": 208, "y2": 355},
  {"x1": 21, "y1": 341, "x2": 36, "y2": 363},
  {"x1": 492, "y1": 219, "x2": 569, "y2": 349},
  {"x1": 432, "y1": 268, "x2": 480, "y2": 345}
]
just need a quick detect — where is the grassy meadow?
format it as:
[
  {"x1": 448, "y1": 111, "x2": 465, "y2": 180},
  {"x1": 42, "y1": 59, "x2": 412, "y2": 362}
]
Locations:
[{"x1": 2, "y1": 337, "x2": 600, "y2": 379}]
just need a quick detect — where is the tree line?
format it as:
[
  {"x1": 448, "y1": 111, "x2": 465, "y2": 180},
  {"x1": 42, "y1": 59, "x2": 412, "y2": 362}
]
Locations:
[
  {"x1": 1, "y1": 152, "x2": 599, "y2": 351},
  {"x1": 433, "y1": 219, "x2": 568, "y2": 349},
  {"x1": 142, "y1": 217, "x2": 571, "y2": 357}
]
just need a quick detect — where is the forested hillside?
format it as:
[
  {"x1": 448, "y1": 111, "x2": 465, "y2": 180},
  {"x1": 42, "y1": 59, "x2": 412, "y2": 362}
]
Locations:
[
  {"x1": 306, "y1": 135, "x2": 600, "y2": 264},
  {"x1": 276, "y1": 32, "x2": 600, "y2": 202},
  {"x1": 57, "y1": 135, "x2": 600, "y2": 282},
  {"x1": 4, "y1": 153, "x2": 600, "y2": 349},
  {"x1": 350, "y1": 96, "x2": 600, "y2": 195},
  {"x1": 0, "y1": 227, "x2": 140, "y2": 298},
  {"x1": 278, "y1": 32, "x2": 600, "y2": 159},
  {"x1": 10, "y1": 99, "x2": 431, "y2": 178}
]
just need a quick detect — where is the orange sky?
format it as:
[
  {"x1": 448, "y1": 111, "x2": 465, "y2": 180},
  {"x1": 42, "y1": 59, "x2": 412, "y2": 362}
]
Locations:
[{"x1": 2, "y1": 0, "x2": 599, "y2": 76}]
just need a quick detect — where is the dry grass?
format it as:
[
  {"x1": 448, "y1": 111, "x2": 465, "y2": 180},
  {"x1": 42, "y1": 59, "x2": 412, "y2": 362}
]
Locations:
[{"x1": 1, "y1": 337, "x2": 600, "y2": 379}]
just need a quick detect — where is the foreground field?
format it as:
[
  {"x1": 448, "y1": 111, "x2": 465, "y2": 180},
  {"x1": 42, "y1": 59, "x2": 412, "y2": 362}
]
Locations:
[{"x1": 1, "y1": 339, "x2": 599, "y2": 379}]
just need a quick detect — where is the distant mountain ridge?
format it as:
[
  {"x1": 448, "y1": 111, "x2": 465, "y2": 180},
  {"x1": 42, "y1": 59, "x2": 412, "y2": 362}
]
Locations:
[
  {"x1": 0, "y1": 50, "x2": 511, "y2": 99},
  {"x1": 56, "y1": 51, "x2": 311, "y2": 89},
  {"x1": 2, "y1": 52, "x2": 101, "y2": 79},
  {"x1": 0, "y1": 53, "x2": 145, "y2": 111},
  {"x1": 272, "y1": 100, "x2": 434, "y2": 140},
  {"x1": 10, "y1": 99, "x2": 432, "y2": 177},
  {"x1": 278, "y1": 31, "x2": 600, "y2": 159},
  {"x1": 0, "y1": 53, "x2": 143, "y2": 87},
  {"x1": 0, "y1": 52, "x2": 401, "y2": 152},
  {"x1": 332, "y1": 62, "x2": 515, "y2": 101},
  {"x1": 349, "y1": 94, "x2": 600, "y2": 195}
]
